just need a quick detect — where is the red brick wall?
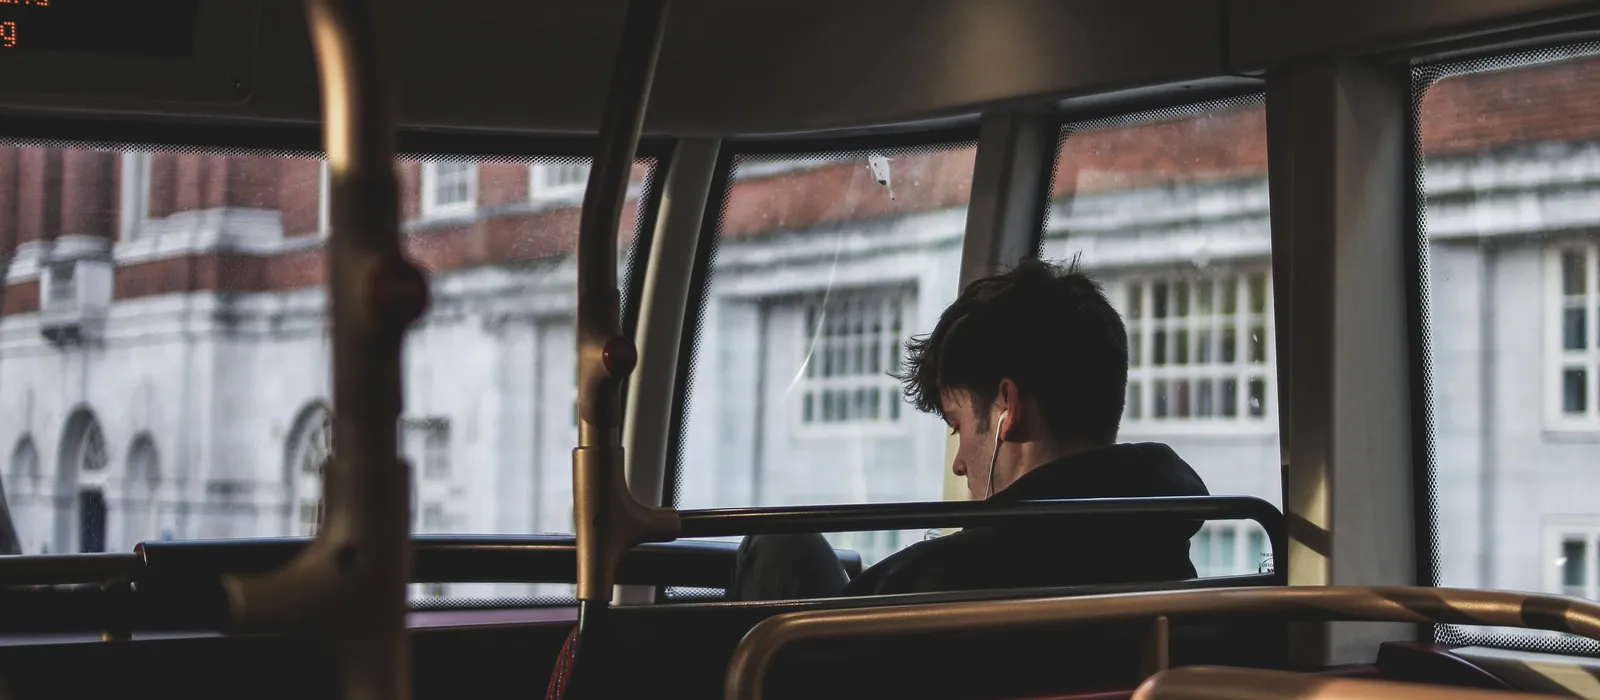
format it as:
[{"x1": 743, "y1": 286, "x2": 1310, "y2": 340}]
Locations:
[
  {"x1": 8, "y1": 53, "x2": 1600, "y2": 310},
  {"x1": 4, "y1": 280, "x2": 38, "y2": 315},
  {"x1": 59, "y1": 150, "x2": 114, "y2": 239},
  {"x1": 278, "y1": 158, "x2": 323, "y2": 238},
  {"x1": 0, "y1": 147, "x2": 17, "y2": 257},
  {"x1": 723, "y1": 150, "x2": 976, "y2": 240},
  {"x1": 14, "y1": 149, "x2": 59, "y2": 246}
]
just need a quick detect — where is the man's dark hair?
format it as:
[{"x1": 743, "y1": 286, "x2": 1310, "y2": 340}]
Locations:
[{"x1": 897, "y1": 257, "x2": 1128, "y2": 444}]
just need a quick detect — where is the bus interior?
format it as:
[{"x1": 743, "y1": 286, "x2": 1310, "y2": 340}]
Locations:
[{"x1": 1, "y1": 1, "x2": 1600, "y2": 699}]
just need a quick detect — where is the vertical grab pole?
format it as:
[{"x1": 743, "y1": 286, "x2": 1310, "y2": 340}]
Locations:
[
  {"x1": 571, "y1": 0, "x2": 680, "y2": 687},
  {"x1": 221, "y1": 3, "x2": 424, "y2": 700}
]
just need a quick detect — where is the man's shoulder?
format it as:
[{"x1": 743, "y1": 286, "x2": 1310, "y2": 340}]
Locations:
[{"x1": 842, "y1": 529, "x2": 1000, "y2": 596}]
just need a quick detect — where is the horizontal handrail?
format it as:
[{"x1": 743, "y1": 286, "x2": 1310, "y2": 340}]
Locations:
[
  {"x1": 137, "y1": 536, "x2": 862, "y2": 586},
  {"x1": 723, "y1": 585, "x2": 1600, "y2": 700},
  {"x1": 0, "y1": 537, "x2": 864, "y2": 592},
  {"x1": 681, "y1": 495, "x2": 1284, "y2": 582},
  {"x1": 679, "y1": 495, "x2": 1281, "y2": 537},
  {"x1": 0, "y1": 554, "x2": 138, "y2": 585},
  {"x1": 1131, "y1": 666, "x2": 1554, "y2": 700}
]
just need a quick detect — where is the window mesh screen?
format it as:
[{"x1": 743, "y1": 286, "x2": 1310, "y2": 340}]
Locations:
[{"x1": 1415, "y1": 40, "x2": 1600, "y2": 657}]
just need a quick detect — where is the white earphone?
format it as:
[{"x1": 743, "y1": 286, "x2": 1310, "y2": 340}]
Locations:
[{"x1": 985, "y1": 409, "x2": 1009, "y2": 499}]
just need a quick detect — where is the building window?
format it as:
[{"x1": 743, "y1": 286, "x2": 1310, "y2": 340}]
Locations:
[
  {"x1": 422, "y1": 422, "x2": 450, "y2": 479},
  {"x1": 421, "y1": 503, "x2": 446, "y2": 531},
  {"x1": 1546, "y1": 521, "x2": 1600, "y2": 600},
  {"x1": 123, "y1": 434, "x2": 161, "y2": 546},
  {"x1": 1191, "y1": 521, "x2": 1271, "y2": 578},
  {"x1": 45, "y1": 262, "x2": 75, "y2": 306},
  {"x1": 1548, "y1": 246, "x2": 1600, "y2": 426},
  {"x1": 530, "y1": 162, "x2": 589, "y2": 202},
  {"x1": 797, "y1": 287, "x2": 912, "y2": 429},
  {"x1": 402, "y1": 418, "x2": 453, "y2": 533},
  {"x1": 78, "y1": 488, "x2": 106, "y2": 554},
  {"x1": 421, "y1": 162, "x2": 477, "y2": 218},
  {"x1": 77, "y1": 421, "x2": 107, "y2": 473},
  {"x1": 289, "y1": 404, "x2": 332, "y2": 537},
  {"x1": 1120, "y1": 271, "x2": 1274, "y2": 431},
  {"x1": 119, "y1": 152, "x2": 151, "y2": 239},
  {"x1": 9, "y1": 436, "x2": 39, "y2": 553}
]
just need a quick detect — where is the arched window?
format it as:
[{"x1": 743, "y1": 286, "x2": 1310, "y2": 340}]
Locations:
[
  {"x1": 59, "y1": 409, "x2": 110, "y2": 553},
  {"x1": 8, "y1": 437, "x2": 39, "y2": 552},
  {"x1": 123, "y1": 434, "x2": 160, "y2": 546},
  {"x1": 287, "y1": 403, "x2": 331, "y2": 536},
  {"x1": 76, "y1": 422, "x2": 107, "y2": 474}
]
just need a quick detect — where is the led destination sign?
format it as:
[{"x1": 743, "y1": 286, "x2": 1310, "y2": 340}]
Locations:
[{"x1": 0, "y1": 0, "x2": 202, "y2": 60}]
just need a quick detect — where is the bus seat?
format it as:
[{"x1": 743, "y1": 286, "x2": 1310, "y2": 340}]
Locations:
[
  {"x1": 548, "y1": 574, "x2": 1282, "y2": 699},
  {"x1": 1375, "y1": 642, "x2": 1513, "y2": 691}
]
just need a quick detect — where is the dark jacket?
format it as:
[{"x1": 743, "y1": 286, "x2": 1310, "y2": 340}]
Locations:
[{"x1": 841, "y1": 442, "x2": 1208, "y2": 596}]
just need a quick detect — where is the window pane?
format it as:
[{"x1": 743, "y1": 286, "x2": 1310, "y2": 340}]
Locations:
[
  {"x1": 1565, "y1": 307, "x2": 1587, "y2": 351},
  {"x1": 0, "y1": 142, "x2": 657, "y2": 604},
  {"x1": 1563, "y1": 250, "x2": 1586, "y2": 297},
  {"x1": 1564, "y1": 369, "x2": 1587, "y2": 415},
  {"x1": 1420, "y1": 49, "x2": 1600, "y2": 650},
  {"x1": 1044, "y1": 98, "x2": 1280, "y2": 511},
  {"x1": 1219, "y1": 526, "x2": 1237, "y2": 573},
  {"x1": 1561, "y1": 537, "x2": 1588, "y2": 598},
  {"x1": 1248, "y1": 529, "x2": 1268, "y2": 573},
  {"x1": 675, "y1": 143, "x2": 976, "y2": 568},
  {"x1": 1192, "y1": 528, "x2": 1214, "y2": 575}
]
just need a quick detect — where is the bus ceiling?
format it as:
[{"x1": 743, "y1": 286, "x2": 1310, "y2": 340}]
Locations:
[{"x1": 0, "y1": 0, "x2": 1598, "y2": 139}]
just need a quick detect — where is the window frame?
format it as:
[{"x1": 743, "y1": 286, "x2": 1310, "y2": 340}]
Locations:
[
  {"x1": 420, "y1": 161, "x2": 478, "y2": 219},
  {"x1": 1115, "y1": 265, "x2": 1279, "y2": 438},
  {"x1": 1545, "y1": 244, "x2": 1600, "y2": 431}
]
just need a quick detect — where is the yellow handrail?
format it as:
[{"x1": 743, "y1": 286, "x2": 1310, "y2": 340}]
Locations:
[
  {"x1": 1132, "y1": 666, "x2": 1554, "y2": 700},
  {"x1": 221, "y1": 2, "x2": 423, "y2": 700},
  {"x1": 725, "y1": 585, "x2": 1600, "y2": 700}
]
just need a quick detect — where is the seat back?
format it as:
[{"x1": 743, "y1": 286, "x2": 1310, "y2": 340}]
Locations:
[{"x1": 590, "y1": 574, "x2": 1285, "y2": 698}]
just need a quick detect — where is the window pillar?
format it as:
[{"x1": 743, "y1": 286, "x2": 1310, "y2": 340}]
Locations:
[{"x1": 1267, "y1": 59, "x2": 1418, "y2": 663}]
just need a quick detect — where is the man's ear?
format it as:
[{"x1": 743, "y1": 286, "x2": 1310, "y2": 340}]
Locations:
[{"x1": 996, "y1": 378, "x2": 1020, "y2": 441}]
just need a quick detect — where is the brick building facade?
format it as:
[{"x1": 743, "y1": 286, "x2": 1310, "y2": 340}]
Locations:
[{"x1": 0, "y1": 53, "x2": 1596, "y2": 602}]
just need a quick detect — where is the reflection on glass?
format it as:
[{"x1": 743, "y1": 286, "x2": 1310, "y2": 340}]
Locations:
[{"x1": 675, "y1": 144, "x2": 977, "y2": 567}]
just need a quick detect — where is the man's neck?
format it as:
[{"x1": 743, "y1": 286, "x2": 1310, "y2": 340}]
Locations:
[{"x1": 1004, "y1": 438, "x2": 1109, "y2": 489}]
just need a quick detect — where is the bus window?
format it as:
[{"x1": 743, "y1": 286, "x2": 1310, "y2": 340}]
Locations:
[
  {"x1": 1417, "y1": 44, "x2": 1600, "y2": 653},
  {"x1": 0, "y1": 143, "x2": 657, "y2": 603},
  {"x1": 1042, "y1": 97, "x2": 1280, "y2": 578},
  {"x1": 672, "y1": 142, "x2": 976, "y2": 566}
]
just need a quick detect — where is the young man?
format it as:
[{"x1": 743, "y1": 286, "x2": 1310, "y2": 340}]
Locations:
[{"x1": 729, "y1": 258, "x2": 1209, "y2": 599}]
